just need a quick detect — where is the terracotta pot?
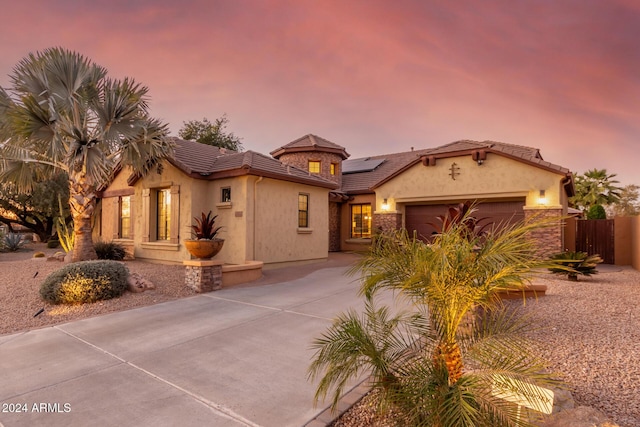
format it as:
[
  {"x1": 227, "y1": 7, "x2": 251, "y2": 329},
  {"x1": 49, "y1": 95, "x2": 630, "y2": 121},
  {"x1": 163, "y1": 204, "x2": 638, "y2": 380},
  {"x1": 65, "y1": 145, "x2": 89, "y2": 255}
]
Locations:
[{"x1": 184, "y1": 239, "x2": 224, "y2": 259}]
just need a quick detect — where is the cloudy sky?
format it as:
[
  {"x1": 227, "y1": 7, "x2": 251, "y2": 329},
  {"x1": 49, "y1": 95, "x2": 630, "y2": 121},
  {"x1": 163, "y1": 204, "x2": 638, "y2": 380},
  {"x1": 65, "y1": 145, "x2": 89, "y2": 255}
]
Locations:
[{"x1": 1, "y1": 0, "x2": 639, "y2": 185}]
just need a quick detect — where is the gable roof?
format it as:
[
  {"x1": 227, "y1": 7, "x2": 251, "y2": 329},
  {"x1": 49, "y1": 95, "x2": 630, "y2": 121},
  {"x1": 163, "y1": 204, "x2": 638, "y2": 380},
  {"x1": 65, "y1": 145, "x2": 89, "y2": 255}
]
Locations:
[
  {"x1": 133, "y1": 138, "x2": 337, "y2": 189},
  {"x1": 341, "y1": 140, "x2": 572, "y2": 194},
  {"x1": 271, "y1": 134, "x2": 350, "y2": 160}
]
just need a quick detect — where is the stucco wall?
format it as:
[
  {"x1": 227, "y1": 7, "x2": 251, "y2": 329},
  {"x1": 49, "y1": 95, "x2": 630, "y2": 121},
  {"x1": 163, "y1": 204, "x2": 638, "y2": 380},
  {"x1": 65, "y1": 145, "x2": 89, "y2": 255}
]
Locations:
[
  {"x1": 252, "y1": 176, "x2": 329, "y2": 265},
  {"x1": 98, "y1": 166, "x2": 330, "y2": 265},
  {"x1": 375, "y1": 153, "x2": 566, "y2": 211}
]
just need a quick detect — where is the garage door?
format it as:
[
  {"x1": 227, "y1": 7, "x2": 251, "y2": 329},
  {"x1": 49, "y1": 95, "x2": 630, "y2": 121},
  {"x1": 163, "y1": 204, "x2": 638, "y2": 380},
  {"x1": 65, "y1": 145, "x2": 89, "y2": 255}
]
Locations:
[{"x1": 405, "y1": 200, "x2": 526, "y2": 241}]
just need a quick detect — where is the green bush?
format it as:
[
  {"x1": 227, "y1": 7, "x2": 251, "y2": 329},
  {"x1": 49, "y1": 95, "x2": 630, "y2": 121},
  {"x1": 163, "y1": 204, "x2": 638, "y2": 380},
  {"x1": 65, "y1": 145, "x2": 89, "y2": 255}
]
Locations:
[
  {"x1": 94, "y1": 241, "x2": 126, "y2": 260},
  {"x1": 40, "y1": 260, "x2": 129, "y2": 304},
  {"x1": 47, "y1": 239, "x2": 60, "y2": 248},
  {"x1": 587, "y1": 204, "x2": 607, "y2": 219}
]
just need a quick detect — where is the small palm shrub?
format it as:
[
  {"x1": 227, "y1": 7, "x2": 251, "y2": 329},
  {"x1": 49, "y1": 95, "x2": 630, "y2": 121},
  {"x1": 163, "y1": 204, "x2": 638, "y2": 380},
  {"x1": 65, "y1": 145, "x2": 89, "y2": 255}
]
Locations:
[
  {"x1": 40, "y1": 260, "x2": 129, "y2": 304},
  {"x1": 3, "y1": 233, "x2": 25, "y2": 251},
  {"x1": 94, "y1": 241, "x2": 126, "y2": 260},
  {"x1": 548, "y1": 251, "x2": 603, "y2": 281}
]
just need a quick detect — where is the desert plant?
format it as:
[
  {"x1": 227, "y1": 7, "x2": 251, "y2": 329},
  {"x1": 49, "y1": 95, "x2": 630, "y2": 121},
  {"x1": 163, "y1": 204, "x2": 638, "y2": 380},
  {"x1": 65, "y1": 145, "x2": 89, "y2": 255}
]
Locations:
[
  {"x1": 47, "y1": 239, "x2": 60, "y2": 249},
  {"x1": 310, "y1": 212, "x2": 562, "y2": 426},
  {"x1": 191, "y1": 211, "x2": 222, "y2": 239},
  {"x1": 94, "y1": 241, "x2": 126, "y2": 261},
  {"x1": 427, "y1": 200, "x2": 491, "y2": 240},
  {"x1": 3, "y1": 233, "x2": 25, "y2": 252},
  {"x1": 56, "y1": 195, "x2": 75, "y2": 253},
  {"x1": 548, "y1": 251, "x2": 603, "y2": 281},
  {"x1": 33, "y1": 251, "x2": 46, "y2": 258},
  {"x1": 40, "y1": 260, "x2": 129, "y2": 304}
]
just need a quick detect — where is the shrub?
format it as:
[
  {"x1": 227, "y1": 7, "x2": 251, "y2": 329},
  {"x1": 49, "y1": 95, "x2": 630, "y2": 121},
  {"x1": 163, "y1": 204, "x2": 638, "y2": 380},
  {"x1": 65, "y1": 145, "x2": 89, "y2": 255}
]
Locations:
[
  {"x1": 3, "y1": 233, "x2": 25, "y2": 252},
  {"x1": 94, "y1": 241, "x2": 126, "y2": 260},
  {"x1": 40, "y1": 260, "x2": 129, "y2": 304},
  {"x1": 587, "y1": 204, "x2": 607, "y2": 219},
  {"x1": 47, "y1": 239, "x2": 60, "y2": 249},
  {"x1": 548, "y1": 251, "x2": 603, "y2": 281},
  {"x1": 33, "y1": 251, "x2": 46, "y2": 258}
]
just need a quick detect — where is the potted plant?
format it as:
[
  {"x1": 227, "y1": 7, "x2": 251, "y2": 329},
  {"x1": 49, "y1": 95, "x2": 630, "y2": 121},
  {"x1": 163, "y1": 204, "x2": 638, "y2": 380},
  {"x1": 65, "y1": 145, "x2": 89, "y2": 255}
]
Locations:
[{"x1": 184, "y1": 211, "x2": 224, "y2": 259}]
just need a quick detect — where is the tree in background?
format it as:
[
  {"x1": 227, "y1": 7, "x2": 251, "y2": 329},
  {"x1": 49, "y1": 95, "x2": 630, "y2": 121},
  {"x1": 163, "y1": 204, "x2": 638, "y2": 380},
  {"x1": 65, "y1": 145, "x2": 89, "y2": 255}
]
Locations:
[
  {"x1": 570, "y1": 169, "x2": 622, "y2": 215},
  {"x1": 0, "y1": 172, "x2": 70, "y2": 242},
  {"x1": 586, "y1": 204, "x2": 607, "y2": 220},
  {"x1": 178, "y1": 115, "x2": 243, "y2": 151},
  {"x1": 609, "y1": 184, "x2": 640, "y2": 217},
  {"x1": 0, "y1": 47, "x2": 173, "y2": 261}
]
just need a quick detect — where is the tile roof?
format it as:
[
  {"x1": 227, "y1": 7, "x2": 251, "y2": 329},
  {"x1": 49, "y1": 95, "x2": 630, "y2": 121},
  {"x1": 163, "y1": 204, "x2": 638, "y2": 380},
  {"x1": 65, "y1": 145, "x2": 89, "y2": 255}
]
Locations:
[
  {"x1": 169, "y1": 138, "x2": 337, "y2": 189},
  {"x1": 271, "y1": 134, "x2": 350, "y2": 159},
  {"x1": 341, "y1": 139, "x2": 570, "y2": 193}
]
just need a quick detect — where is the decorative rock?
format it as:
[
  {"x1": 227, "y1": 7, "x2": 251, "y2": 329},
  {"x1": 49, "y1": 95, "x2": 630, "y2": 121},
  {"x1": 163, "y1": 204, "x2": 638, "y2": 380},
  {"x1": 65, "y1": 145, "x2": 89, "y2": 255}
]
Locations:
[
  {"x1": 127, "y1": 273, "x2": 156, "y2": 293},
  {"x1": 47, "y1": 252, "x2": 66, "y2": 262},
  {"x1": 537, "y1": 406, "x2": 620, "y2": 427}
]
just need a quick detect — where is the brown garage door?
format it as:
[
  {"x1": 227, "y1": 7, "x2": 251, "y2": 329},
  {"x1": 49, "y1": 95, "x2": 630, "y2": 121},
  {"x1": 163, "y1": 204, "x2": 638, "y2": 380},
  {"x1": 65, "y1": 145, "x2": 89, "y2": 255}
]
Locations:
[{"x1": 405, "y1": 200, "x2": 526, "y2": 241}]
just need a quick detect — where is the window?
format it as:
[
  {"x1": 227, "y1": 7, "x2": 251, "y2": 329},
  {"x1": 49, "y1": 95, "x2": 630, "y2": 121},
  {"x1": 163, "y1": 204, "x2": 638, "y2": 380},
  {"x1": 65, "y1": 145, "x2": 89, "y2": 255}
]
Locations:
[
  {"x1": 221, "y1": 187, "x2": 231, "y2": 202},
  {"x1": 157, "y1": 189, "x2": 171, "y2": 240},
  {"x1": 351, "y1": 204, "x2": 372, "y2": 238},
  {"x1": 308, "y1": 160, "x2": 321, "y2": 174},
  {"x1": 330, "y1": 163, "x2": 337, "y2": 175},
  {"x1": 298, "y1": 194, "x2": 309, "y2": 228},
  {"x1": 119, "y1": 196, "x2": 131, "y2": 239}
]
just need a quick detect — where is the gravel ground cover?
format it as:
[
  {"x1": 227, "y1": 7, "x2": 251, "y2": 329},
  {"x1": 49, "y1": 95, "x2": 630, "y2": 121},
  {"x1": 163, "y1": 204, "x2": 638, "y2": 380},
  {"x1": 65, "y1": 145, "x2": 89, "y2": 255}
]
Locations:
[
  {"x1": 2, "y1": 244, "x2": 639, "y2": 425},
  {"x1": 0, "y1": 243, "x2": 195, "y2": 336},
  {"x1": 331, "y1": 267, "x2": 640, "y2": 427}
]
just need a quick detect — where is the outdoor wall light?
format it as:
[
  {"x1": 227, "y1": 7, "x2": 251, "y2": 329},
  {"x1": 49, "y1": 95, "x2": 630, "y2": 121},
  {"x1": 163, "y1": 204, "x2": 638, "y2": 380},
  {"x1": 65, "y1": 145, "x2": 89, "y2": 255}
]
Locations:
[
  {"x1": 538, "y1": 189, "x2": 547, "y2": 205},
  {"x1": 381, "y1": 198, "x2": 389, "y2": 211}
]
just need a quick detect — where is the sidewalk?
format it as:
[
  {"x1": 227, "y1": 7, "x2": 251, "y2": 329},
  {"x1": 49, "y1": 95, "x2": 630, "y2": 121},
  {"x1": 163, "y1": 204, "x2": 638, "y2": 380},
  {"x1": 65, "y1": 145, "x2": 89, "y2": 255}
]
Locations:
[{"x1": 0, "y1": 253, "x2": 388, "y2": 427}]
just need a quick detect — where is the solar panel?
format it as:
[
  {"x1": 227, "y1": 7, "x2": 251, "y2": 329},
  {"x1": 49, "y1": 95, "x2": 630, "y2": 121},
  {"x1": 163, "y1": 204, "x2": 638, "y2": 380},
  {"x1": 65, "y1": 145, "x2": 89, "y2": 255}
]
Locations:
[{"x1": 342, "y1": 158, "x2": 386, "y2": 174}]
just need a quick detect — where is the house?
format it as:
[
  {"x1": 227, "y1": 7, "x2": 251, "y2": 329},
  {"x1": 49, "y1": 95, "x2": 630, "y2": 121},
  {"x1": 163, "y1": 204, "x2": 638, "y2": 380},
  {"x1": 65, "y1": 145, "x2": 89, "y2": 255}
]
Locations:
[
  {"x1": 271, "y1": 135, "x2": 574, "y2": 258},
  {"x1": 96, "y1": 134, "x2": 574, "y2": 268},
  {"x1": 95, "y1": 138, "x2": 337, "y2": 267}
]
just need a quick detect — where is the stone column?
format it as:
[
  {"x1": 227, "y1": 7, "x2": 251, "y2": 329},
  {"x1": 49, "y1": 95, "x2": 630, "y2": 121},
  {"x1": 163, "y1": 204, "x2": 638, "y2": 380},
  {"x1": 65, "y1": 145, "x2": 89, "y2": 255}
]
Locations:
[
  {"x1": 523, "y1": 207, "x2": 563, "y2": 259},
  {"x1": 373, "y1": 212, "x2": 402, "y2": 233},
  {"x1": 183, "y1": 260, "x2": 223, "y2": 292}
]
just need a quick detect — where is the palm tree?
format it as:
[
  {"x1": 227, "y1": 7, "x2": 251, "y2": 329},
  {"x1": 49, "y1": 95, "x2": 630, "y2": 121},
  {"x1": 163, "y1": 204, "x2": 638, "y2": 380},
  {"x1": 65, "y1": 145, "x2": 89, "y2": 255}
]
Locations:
[
  {"x1": 309, "y1": 212, "x2": 561, "y2": 426},
  {"x1": 0, "y1": 47, "x2": 173, "y2": 261},
  {"x1": 571, "y1": 169, "x2": 622, "y2": 214}
]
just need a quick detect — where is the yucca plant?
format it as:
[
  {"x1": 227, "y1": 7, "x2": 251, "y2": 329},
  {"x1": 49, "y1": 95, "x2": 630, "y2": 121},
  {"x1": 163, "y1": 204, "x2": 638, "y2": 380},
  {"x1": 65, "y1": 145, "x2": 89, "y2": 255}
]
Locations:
[
  {"x1": 309, "y1": 210, "x2": 562, "y2": 426},
  {"x1": 548, "y1": 251, "x2": 602, "y2": 281},
  {"x1": 191, "y1": 211, "x2": 222, "y2": 240}
]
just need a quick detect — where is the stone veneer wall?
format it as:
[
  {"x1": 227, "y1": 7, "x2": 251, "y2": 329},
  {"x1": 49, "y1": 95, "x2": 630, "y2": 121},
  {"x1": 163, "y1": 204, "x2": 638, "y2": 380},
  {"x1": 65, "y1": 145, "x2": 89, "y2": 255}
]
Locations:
[
  {"x1": 373, "y1": 212, "x2": 403, "y2": 233},
  {"x1": 524, "y1": 208, "x2": 563, "y2": 259},
  {"x1": 329, "y1": 201, "x2": 341, "y2": 251},
  {"x1": 276, "y1": 151, "x2": 344, "y2": 187},
  {"x1": 184, "y1": 260, "x2": 223, "y2": 293}
]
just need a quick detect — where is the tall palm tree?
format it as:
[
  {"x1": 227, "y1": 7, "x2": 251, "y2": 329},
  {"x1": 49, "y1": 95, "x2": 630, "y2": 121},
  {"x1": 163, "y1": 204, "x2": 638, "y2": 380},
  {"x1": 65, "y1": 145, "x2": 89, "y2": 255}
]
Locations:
[
  {"x1": 0, "y1": 47, "x2": 173, "y2": 261},
  {"x1": 571, "y1": 168, "x2": 622, "y2": 214},
  {"x1": 309, "y1": 212, "x2": 561, "y2": 426}
]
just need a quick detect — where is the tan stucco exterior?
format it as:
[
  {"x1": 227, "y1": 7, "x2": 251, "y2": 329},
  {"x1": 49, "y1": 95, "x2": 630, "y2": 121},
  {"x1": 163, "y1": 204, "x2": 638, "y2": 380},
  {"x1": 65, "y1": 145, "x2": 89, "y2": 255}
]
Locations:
[
  {"x1": 97, "y1": 165, "x2": 330, "y2": 266},
  {"x1": 375, "y1": 153, "x2": 567, "y2": 214}
]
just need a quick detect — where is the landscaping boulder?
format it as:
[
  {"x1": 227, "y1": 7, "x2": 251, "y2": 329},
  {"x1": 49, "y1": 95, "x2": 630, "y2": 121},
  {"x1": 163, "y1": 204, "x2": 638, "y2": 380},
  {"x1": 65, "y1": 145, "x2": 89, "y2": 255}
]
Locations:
[
  {"x1": 127, "y1": 273, "x2": 156, "y2": 293},
  {"x1": 537, "y1": 406, "x2": 619, "y2": 427}
]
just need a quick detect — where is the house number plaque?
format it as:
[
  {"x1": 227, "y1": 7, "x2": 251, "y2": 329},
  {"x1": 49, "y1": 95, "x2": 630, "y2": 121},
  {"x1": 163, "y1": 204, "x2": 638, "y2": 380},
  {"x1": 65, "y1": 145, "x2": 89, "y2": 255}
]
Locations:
[{"x1": 449, "y1": 162, "x2": 460, "y2": 180}]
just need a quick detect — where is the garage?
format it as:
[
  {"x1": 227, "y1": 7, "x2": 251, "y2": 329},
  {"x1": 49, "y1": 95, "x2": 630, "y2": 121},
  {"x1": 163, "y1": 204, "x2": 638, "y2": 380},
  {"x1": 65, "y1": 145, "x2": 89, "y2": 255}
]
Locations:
[{"x1": 405, "y1": 200, "x2": 526, "y2": 241}]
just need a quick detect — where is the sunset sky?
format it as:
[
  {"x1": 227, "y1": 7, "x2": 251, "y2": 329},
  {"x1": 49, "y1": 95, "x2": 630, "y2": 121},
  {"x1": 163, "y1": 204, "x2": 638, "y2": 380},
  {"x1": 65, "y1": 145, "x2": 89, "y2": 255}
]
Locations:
[{"x1": 1, "y1": 0, "x2": 639, "y2": 185}]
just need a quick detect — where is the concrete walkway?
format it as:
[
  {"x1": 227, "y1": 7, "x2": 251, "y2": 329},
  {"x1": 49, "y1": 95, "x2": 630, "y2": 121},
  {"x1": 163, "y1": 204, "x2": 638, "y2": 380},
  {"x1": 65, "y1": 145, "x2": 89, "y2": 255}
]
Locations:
[{"x1": 0, "y1": 254, "x2": 394, "y2": 427}]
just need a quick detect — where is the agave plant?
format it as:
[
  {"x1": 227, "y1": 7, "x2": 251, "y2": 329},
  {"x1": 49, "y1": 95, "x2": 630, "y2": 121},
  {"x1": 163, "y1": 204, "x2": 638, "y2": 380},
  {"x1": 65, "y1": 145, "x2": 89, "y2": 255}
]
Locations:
[
  {"x1": 548, "y1": 251, "x2": 602, "y2": 281},
  {"x1": 191, "y1": 211, "x2": 222, "y2": 240},
  {"x1": 3, "y1": 232, "x2": 25, "y2": 252},
  {"x1": 310, "y1": 212, "x2": 562, "y2": 426}
]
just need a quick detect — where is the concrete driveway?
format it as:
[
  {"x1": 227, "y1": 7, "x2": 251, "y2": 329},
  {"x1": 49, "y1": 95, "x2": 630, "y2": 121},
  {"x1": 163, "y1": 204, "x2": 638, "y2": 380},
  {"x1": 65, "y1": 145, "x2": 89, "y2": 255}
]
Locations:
[{"x1": 0, "y1": 254, "x2": 397, "y2": 427}]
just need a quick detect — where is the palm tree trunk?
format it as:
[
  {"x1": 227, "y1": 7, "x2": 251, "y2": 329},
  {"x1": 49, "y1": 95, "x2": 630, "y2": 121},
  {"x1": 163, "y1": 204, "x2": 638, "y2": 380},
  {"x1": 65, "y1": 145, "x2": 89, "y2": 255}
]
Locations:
[
  {"x1": 68, "y1": 174, "x2": 97, "y2": 262},
  {"x1": 433, "y1": 340, "x2": 463, "y2": 385}
]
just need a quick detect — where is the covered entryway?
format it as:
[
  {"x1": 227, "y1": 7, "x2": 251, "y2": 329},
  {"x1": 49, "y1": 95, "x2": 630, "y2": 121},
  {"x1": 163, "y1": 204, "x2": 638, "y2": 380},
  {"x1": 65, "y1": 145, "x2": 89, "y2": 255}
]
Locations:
[{"x1": 405, "y1": 200, "x2": 526, "y2": 241}]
